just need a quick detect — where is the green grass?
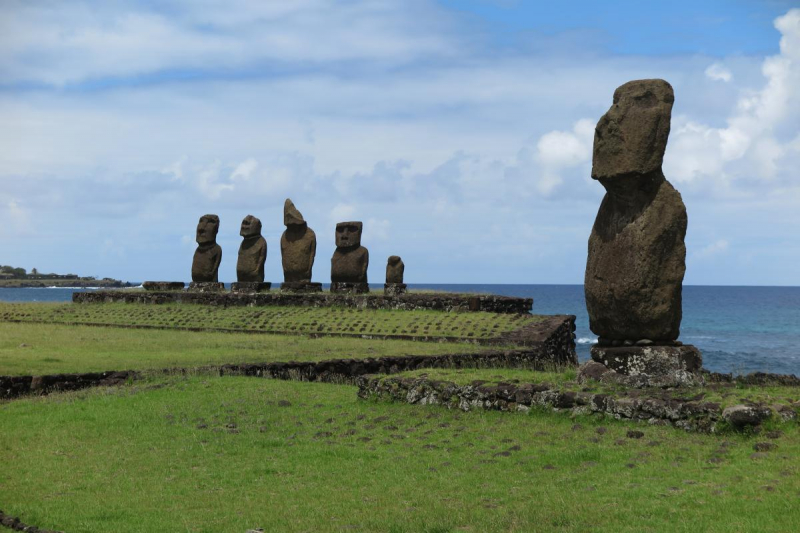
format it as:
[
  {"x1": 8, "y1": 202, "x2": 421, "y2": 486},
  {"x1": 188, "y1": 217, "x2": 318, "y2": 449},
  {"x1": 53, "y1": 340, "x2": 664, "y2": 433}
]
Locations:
[
  {"x1": 1, "y1": 376, "x2": 798, "y2": 533},
  {"x1": 0, "y1": 302, "x2": 535, "y2": 340},
  {"x1": 0, "y1": 322, "x2": 486, "y2": 376}
]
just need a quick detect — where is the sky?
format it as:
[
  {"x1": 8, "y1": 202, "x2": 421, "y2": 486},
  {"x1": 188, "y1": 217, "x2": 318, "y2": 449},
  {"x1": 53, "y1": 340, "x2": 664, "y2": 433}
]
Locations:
[{"x1": 1, "y1": 0, "x2": 799, "y2": 285}]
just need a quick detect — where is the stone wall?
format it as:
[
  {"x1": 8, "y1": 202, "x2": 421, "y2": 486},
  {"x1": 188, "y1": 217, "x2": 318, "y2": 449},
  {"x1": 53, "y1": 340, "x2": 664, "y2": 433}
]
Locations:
[
  {"x1": 72, "y1": 290, "x2": 533, "y2": 314},
  {"x1": 357, "y1": 375, "x2": 800, "y2": 433}
]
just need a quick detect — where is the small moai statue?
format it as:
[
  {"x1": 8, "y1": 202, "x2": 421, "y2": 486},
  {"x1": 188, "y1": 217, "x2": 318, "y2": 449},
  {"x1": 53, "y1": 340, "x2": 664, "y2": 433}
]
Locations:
[
  {"x1": 330, "y1": 221, "x2": 369, "y2": 294},
  {"x1": 280, "y1": 199, "x2": 321, "y2": 292},
  {"x1": 190, "y1": 214, "x2": 224, "y2": 292},
  {"x1": 384, "y1": 255, "x2": 406, "y2": 296},
  {"x1": 232, "y1": 215, "x2": 270, "y2": 293},
  {"x1": 583, "y1": 79, "x2": 701, "y2": 385}
]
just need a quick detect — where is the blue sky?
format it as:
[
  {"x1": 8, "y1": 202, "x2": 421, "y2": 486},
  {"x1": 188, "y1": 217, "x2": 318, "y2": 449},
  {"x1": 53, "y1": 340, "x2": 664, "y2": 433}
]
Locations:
[{"x1": 1, "y1": 1, "x2": 798, "y2": 285}]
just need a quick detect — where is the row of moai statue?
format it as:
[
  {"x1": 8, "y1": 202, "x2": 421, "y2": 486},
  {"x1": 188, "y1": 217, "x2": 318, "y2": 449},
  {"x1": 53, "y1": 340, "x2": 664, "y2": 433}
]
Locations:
[
  {"x1": 184, "y1": 199, "x2": 406, "y2": 295},
  {"x1": 584, "y1": 78, "x2": 701, "y2": 385}
]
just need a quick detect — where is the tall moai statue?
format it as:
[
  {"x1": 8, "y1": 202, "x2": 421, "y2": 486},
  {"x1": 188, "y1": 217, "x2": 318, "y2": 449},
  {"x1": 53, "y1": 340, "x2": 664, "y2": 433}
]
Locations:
[
  {"x1": 384, "y1": 255, "x2": 406, "y2": 296},
  {"x1": 584, "y1": 79, "x2": 701, "y2": 384},
  {"x1": 232, "y1": 215, "x2": 271, "y2": 293},
  {"x1": 190, "y1": 214, "x2": 224, "y2": 292},
  {"x1": 331, "y1": 221, "x2": 369, "y2": 294},
  {"x1": 280, "y1": 199, "x2": 321, "y2": 292}
]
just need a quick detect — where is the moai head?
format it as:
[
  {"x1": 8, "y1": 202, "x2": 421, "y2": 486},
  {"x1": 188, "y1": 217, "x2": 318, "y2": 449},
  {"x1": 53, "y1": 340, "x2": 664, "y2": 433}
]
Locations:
[
  {"x1": 240, "y1": 215, "x2": 262, "y2": 238},
  {"x1": 592, "y1": 79, "x2": 674, "y2": 182},
  {"x1": 387, "y1": 255, "x2": 402, "y2": 267},
  {"x1": 196, "y1": 214, "x2": 220, "y2": 245},
  {"x1": 284, "y1": 198, "x2": 306, "y2": 227},
  {"x1": 335, "y1": 221, "x2": 363, "y2": 249}
]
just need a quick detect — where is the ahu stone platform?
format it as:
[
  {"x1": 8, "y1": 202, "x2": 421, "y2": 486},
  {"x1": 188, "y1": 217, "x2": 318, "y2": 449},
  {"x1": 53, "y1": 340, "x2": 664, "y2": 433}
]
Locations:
[{"x1": 73, "y1": 290, "x2": 534, "y2": 314}]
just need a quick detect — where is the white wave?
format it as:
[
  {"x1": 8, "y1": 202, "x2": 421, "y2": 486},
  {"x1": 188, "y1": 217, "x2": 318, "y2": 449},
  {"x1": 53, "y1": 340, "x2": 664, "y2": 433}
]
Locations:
[
  {"x1": 577, "y1": 337, "x2": 597, "y2": 345},
  {"x1": 46, "y1": 286, "x2": 102, "y2": 290}
]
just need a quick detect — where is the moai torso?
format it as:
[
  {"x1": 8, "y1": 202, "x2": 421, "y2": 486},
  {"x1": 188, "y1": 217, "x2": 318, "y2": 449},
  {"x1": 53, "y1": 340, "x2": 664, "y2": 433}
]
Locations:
[
  {"x1": 237, "y1": 215, "x2": 267, "y2": 282},
  {"x1": 331, "y1": 221, "x2": 368, "y2": 283},
  {"x1": 192, "y1": 214, "x2": 222, "y2": 282},
  {"x1": 386, "y1": 256, "x2": 404, "y2": 284},
  {"x1": 280, "y1": 199, "x2": 316, "y2": 282}
]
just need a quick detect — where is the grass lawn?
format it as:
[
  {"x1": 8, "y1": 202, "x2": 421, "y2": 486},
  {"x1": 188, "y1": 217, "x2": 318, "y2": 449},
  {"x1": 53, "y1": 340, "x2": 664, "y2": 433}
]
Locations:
[
  {"x1": 0, "y1": 322, "x2": 486, "y2": 377},
  {"x1": 0, "y1": 302, "x2": 535, "y2": 340},
  {"x1": 1, "y1": 376, "x2": 798, "y2": 533}
]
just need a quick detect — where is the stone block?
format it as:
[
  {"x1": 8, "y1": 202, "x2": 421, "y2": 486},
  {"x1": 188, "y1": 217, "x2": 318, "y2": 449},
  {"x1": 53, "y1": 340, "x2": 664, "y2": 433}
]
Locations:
[
  {"x1": 591, "y1": 344, "x2": 702, "y2": 376},
  {"x1": 384, "y1": 283, "x2": 407, "y2": 296},
  {"x1": 330, "y1": 282, "x2": 370, "y2": 294},
  {"x1": 231, "y1": 282, "x2": 272, "y2": 293},
  {"x1": 188, "y1": 282, "x2": 225, "y2": 293},
  {"x1": 280, "y1": 281, "x2": 322, "y2": 293},
  {"x1": 143, "y1": 281, "x2": 185, "y2": 291}
]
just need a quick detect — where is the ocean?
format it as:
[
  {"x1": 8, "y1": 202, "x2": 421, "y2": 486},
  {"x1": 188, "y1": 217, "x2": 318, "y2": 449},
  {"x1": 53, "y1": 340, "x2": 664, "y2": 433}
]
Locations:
[{"x1": 2, "y1": 284, "x2": 798, "y2": 376}]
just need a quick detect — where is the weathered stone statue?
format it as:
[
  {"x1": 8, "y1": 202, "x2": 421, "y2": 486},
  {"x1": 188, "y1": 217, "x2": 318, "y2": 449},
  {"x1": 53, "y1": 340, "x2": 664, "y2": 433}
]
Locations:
[
  {"x1": 582, "y1": 79, "x2": 701, "y2": 385},
  {"x1": 236, "y1": 215, "x2": 267, "y2": 282},
  {"x1": 384, "y1": 255, "x2": 406, "y2": 296},
  {"x1": 231, "y1": 214, "x2": 271, "y2": 293},
  {"x1": 331, "y1": 221, "x2": 369, "y2": 293},
  {"x1": 191, "y1": 214, "x2": 222, "y2": 283},
  {"x1": 280, "y1": 199, "x2": 320, "y2": 292}
]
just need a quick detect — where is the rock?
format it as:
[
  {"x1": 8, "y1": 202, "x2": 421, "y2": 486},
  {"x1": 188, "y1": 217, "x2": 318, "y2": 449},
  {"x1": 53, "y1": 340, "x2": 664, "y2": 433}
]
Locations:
[
  {"x1": 722, "y1": 404, "x2": 772, "y2": 429},
  {"x1": 331, "y1": 221, "x2": 369, "y2": 287},
  {"x1": 191, "y1": 214, "x2": 222, "y2": 282},
  {"x1": 591, "y1": 345, "x2": 702, "y2": 376},
  {"x1": 236, "y1": 215, "x2": 267, "y2": 282},
  {"x1": 626, "y1": 430, "x2": 644, "y2": 439},
  {"x1": 384, "y1": 283, "x2": 407, "y2": 296},
  {"x1": 231, "y1": 282, "x2": 271, "y2": 293},
  {"x1": 279, "y1": 281, "x2": 323, "y2": 293},
  {"x1": 280, "y1": 199, "x2": 317, "y2": 283},
  {"x1": 142, "y1": 281, "x2": 185, "y2": 291},
  {"x1": 585, "y1": 79, "x2": 687, "y2": 342},
  {"x1": 386, "y1": 255, "x2": 404, "y2": 283},
  {"x1": 753, "y1": 442, "x2": 777, "y2": 452},
  {"x1": 636, "y1": 339, "x2": 653, "y2": 346},
  {"x1": 577, "y1": 361, "x2": 612, "y2": 383}
]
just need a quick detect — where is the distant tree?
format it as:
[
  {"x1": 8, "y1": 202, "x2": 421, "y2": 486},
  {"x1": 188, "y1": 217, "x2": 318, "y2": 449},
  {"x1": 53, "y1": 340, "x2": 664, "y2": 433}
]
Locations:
[
  {"x1": 31, "y1": 268, "x2": 38, "y2": 276},
  {"x1": 11, "y1": 267, "x2": 26, "y2": 277}
]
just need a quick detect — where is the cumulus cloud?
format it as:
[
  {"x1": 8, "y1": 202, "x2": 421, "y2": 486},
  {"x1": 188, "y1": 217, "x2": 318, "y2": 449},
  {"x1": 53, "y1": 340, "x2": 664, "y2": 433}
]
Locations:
[
  {"x1": 664, "y1": 9, "x2": 800, "y2": 186},
  {"x1": 705, "y1": 62, "x2": 733, "y2": 82},
  {"x1": 693, "y1": 239, "x2": 730, "y2": 260}
]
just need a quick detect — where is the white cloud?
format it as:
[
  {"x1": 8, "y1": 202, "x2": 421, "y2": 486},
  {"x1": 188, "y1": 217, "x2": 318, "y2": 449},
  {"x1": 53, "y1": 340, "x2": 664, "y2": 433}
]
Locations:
[
  {"x1": 705, "y1": 62, "x2": 733, "y2": 82},
  {"x1": 664, "y1": 9, "x2": 800, "y2": 185},
  {"x1": 693, "y1": 239, "x2": 730, "y2": 260}
]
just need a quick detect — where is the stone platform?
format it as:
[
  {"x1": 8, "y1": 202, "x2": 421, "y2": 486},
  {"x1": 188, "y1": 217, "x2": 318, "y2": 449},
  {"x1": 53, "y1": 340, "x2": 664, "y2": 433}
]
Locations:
[
  {"x1": 231, "y1": 282, "x2": 272, "y2": 293},
  {"x1": 583, "y1": 344, "x2": 703, "y2": 387},
  {"x1": 280, "y1": 282, "x2": 323, "y2": 293},
  {"x1": 384, "y1": 283, "x2": 407, "y2": 296},
  {"x1": 188, "y1": 282, "x2": 225, "y2": 292},
  {"x1": 143, "y1": 281, "x2": 185, "y2": 291},
  {"x1": 73, "y1": 290, "x2": 534, "y2": 314},
  {"x1": 330, "y1": 282, "x2": 369, "y2": 294}
]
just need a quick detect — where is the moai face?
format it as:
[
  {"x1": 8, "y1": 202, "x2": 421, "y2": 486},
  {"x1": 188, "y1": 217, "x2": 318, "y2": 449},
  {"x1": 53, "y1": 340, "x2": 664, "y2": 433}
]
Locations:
[
  {"x1": 240, "y1": 215, "x2": 262, "y2": 238},
  {"x1": 196, "y1": 214, "x2": 220, "y2": 245},
  {"x1": 592, "y1": 79, "x2": 674, "y2": 181},
  {"x1": 335, "y1": 222, "x2": 363, "y2": 248}
]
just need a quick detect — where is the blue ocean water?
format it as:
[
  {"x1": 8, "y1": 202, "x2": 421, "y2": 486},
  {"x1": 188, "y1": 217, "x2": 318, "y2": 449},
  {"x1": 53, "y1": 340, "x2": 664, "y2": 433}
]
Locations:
[{"x1": 1, "y1": 284, "x2": 798, "y2": 376}]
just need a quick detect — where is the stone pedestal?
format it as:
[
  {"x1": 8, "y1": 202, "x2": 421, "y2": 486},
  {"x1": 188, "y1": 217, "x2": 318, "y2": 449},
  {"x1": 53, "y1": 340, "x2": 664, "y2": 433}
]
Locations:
[
  {"x1": 384, "y1": 283, "x2": 407, "y2": 296},
  {"x1": 330, "y1": 282, "x2": 370, "y2": 294},
  {"x1": 280, "y1": 281, "x2": 323, "y2": 293},
  {"x1": 143, "y1": 281, "x2": 185, "y2": 291},
  {"x1": 591, "y1": 344, "x2": 701, "y2": 375},
  {"x1": 188, "y1": 282, "x2": 225, "y2": 293},
  {"x1": 231, "y1": 282, "x2": 271, "y2": 293}
]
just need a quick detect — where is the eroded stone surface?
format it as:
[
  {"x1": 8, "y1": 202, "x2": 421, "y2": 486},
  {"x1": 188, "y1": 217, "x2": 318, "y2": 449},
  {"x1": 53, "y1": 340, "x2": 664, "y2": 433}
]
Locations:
[
  {"x1": 384, "y1": 283, "x2": 407, "y2": 296},
  {"x1": 281, "y1": 199, "x2": 317, "y2": 283},
  {"x1": 231, "y1": 282, "x2": 271, "y2": 293},
  {"x1": 192, "y1": 214, "x2": 222, "y2": 282},
  {"x1": 237, "y1": 215, "x2": 267, "y2": 282},
  {"x1": 585, "y1": 79, "x2": 686, "y2": 342},
  {"x1": 331, "y1": 221, "x2": 369, "y2": 284},
  {"x1": 722, "y1": 404, "x2": 772, "y2": 429},
  {"x1": 188, "y1": 282, "x2": 225, "y2": 293}
]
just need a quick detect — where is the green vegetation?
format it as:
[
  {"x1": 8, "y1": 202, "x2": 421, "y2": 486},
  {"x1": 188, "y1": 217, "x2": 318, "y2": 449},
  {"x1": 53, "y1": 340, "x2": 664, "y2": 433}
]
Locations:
[
  {"x1": 0, "y1": 302, "x2": 535, "y2": 340},
  {"x1": 0, "y1": 265, "x2": 127, "y2": 286},
  {"x1": 0, "y1": 322, "x2": 486, "y2": 376},
  {"x1": 1, "y1": 376, "x2": 798, "y2": 533}
]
